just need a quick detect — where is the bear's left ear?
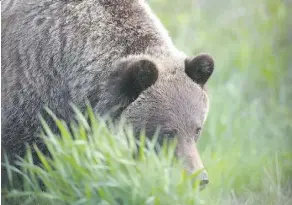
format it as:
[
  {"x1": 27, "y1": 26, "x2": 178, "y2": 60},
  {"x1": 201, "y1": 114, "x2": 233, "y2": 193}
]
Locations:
[{"x1": 185, "y1": 54, "x2": 214, "y2": 86}]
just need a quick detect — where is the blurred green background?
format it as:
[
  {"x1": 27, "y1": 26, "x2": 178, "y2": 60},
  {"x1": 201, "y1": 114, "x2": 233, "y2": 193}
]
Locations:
[{"x1": 149, "y1": 0, "x2": 292, "y2": 204}]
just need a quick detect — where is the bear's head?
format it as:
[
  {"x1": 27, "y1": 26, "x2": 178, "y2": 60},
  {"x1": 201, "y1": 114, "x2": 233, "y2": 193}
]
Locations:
[{"x1": 98, "y1": 53, "x2": 214, "y2": 189}]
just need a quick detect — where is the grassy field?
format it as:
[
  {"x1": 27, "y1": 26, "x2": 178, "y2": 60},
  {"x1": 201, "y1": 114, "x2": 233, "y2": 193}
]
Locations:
[
  {"x1": 2, "y1": 0, "x2": 292, "y2": 204},
  {"x1": 149, "y1": 0, "x2": 292, "y2": 204}
]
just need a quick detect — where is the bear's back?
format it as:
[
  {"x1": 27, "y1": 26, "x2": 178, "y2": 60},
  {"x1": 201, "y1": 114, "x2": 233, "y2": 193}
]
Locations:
[
  {"x1": 2, "y1": 0, "x2": 178, "y2": 103},
  {"x1": 1, "y1": 0, "x2": 180, "y2": 163}
]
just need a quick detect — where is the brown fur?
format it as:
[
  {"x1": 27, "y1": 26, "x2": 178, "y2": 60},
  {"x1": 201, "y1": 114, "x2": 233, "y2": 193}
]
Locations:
[{"x1": 2, "y1": 0, "x2": 214, "y2": 188}]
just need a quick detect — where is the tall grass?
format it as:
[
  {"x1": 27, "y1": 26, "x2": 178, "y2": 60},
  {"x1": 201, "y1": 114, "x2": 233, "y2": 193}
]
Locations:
[{"x1": 2, "y1": 106, "x2": 203, "y2": 205}]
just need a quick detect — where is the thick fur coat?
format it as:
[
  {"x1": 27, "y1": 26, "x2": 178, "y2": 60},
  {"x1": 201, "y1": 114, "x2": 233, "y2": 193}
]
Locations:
[{"x1": 2, "y1": 0, "x2": 215, "y2": 188}]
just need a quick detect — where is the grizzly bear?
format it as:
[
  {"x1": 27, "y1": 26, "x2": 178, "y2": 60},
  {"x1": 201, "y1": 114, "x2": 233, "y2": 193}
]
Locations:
[{"x1": 1, "y1": 0, "x2": 214, "y2": 189}]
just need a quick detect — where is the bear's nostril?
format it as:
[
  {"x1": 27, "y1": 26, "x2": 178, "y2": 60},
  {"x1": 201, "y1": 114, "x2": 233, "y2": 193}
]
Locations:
[
  {"x1": 200, "y1": 178, "x2": 209, "y2": 186},
  {"x1": 199, "y1": 179, "x2": 209, "y2": 190},
  {"x1": 196, "y1": 171, "x2": 209, "y2": 190}
]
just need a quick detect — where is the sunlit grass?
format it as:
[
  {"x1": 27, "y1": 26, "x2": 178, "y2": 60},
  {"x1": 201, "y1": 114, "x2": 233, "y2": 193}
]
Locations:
[{"x1": 2, "y1": 106, "x2": 204, "y2": 205}]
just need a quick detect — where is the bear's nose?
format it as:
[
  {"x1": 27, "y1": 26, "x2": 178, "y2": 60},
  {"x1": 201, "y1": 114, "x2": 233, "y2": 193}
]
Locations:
[
  {"x1": 199, "y1": 178, "x2": 209, "y2": 190},
  {"x1": 196, "y1": 170, "x2": 209, "y2": 190}
]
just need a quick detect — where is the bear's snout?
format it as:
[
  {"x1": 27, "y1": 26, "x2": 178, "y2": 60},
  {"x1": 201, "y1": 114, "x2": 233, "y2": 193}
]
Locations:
[{"x1": 176, "y1": 140, "x2": 208, "y2": 190}]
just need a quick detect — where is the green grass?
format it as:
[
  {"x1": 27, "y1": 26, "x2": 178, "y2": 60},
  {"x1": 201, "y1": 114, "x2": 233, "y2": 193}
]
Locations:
[
  {"x1": 2, "y1": 0, "x2": 292, "y2": 204},
  {"x1": 149, "y1": 0, "x2": 292, "y2": 204},
  {"x1": 2, "y1": 106, "x2": 204, "y2": 205}
]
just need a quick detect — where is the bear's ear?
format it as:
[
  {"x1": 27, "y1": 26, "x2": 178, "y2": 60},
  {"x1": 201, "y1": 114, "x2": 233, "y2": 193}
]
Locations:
[
  {"x1": 185, "y1": 54, "x2": 214, "y2": 86},
  {"x1": 96, "y1": 58, "x2": 158, "y2": 119},
  {"x1": 118, "y1": 59, "x2": 158, "y2": 101}
]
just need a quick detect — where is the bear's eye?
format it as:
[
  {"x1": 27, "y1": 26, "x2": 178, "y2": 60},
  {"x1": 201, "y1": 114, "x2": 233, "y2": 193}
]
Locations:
[
  {"x1": 163, "y1": 130, "x2": 177, "y2": 139},
  {"x1": 196, "y1": 127, "x2": 202, "y2": 135},
  {"x1": 196, "y1": 128, "x2": 202, "y2": 135},
  {"x1": 194, "y1": 128, "x2": 202, "y2": 141}
]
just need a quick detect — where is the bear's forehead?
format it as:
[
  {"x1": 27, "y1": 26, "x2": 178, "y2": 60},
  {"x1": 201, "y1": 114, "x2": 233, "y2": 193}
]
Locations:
[
  {"x1": 153, "y1": 72, "x2": 208, "y2": 103},
  {"x1": 147, "y1": 76, "x2": 209, "y2": 121},
  {"x1": 144, "y1": 87, "x2": 208, "y2": 134},
  {"x1": 150, "y1": 54, "x2": 187, "y2": 73}
]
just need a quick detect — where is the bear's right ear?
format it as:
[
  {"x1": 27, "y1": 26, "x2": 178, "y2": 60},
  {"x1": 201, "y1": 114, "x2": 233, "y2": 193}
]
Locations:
[
  {"x1": 121, "y1": 59, "x2": 158, "y2": 100},
  {"x1": 185, "y1": 54, "x2": 214, "y2": 87},
  {"x1": 96, "y1": 58, "x2": 158, "y2": 119},
  {"x1": 112, "y1": 58, "x2": 159, "y2": 101}
]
